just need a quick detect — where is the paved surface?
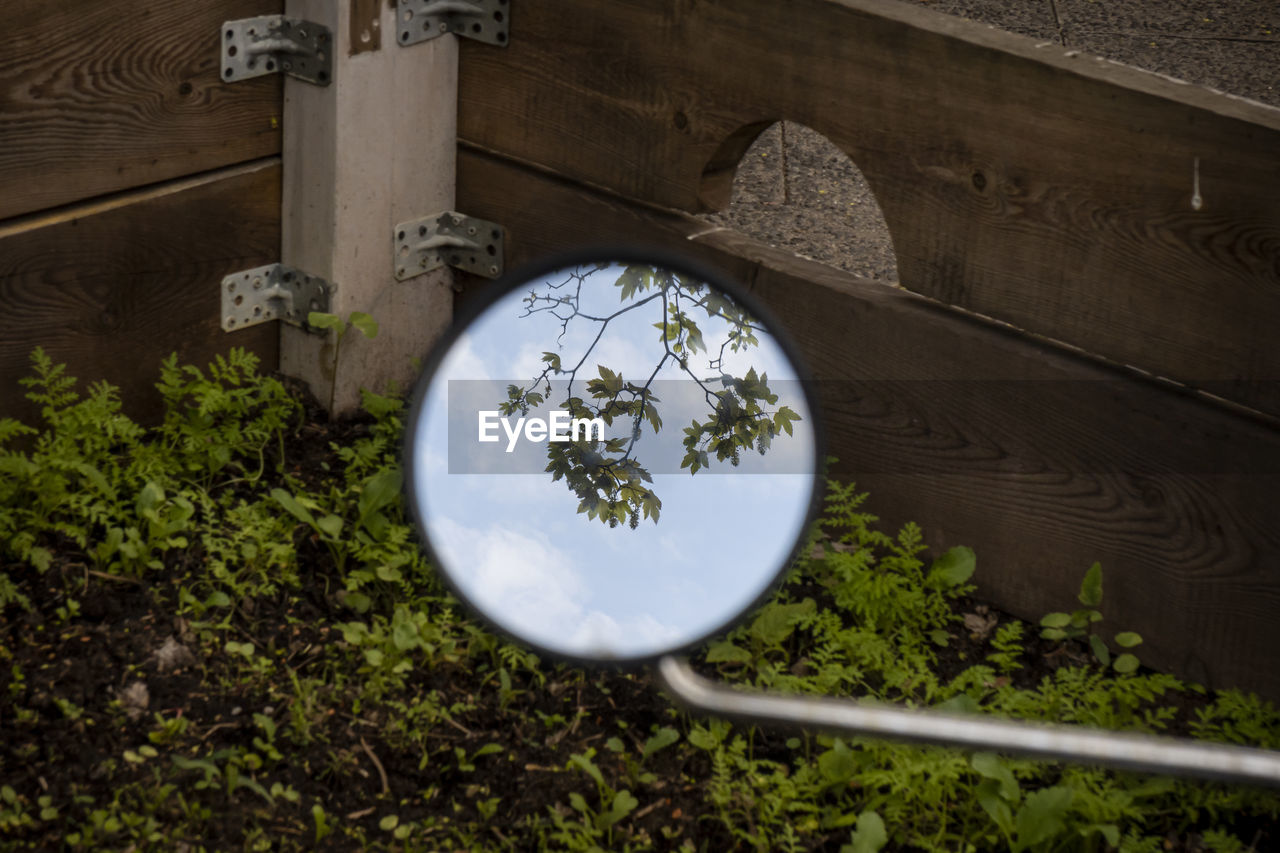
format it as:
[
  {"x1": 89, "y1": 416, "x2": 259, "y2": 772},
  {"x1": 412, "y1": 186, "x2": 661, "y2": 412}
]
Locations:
[{"x1": 697, "y1": 0, "x2": 1279, "y2": 281}]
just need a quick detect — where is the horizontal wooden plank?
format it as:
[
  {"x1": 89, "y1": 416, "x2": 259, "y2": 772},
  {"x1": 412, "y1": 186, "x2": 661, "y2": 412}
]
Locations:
[
  {"x1": 0, "y1": 0, "x2": 284, "y2": 219},
  {"x1": 0, "y1": 159, "x2": 281, "y2": 426},
  {"x1": 458, "y1": 146, "x2": 1280, "y2": 701},
  {"x1": 457, "y1": 0, "x2": 1280, "y2": 419},
  {"x1": 702, "y1": 228, "x2": 1280, "y2": 701}
]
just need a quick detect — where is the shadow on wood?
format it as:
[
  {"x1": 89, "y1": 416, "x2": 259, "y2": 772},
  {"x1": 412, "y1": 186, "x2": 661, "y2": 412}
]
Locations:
[
  {"x1": 458, "y1": 144, "x2": 1280, "y2": 701},
  {"x1": 0, "y1": 160, "x2": 282, "y2": 427},
  {"x1": 457, "y1": 0, "x2": 1280, "y2": 419}
]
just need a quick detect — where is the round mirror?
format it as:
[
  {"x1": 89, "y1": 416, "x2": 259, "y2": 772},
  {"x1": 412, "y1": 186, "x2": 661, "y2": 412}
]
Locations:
[{"x1": 404, "y1": 248, "x2": 823, "y2": 663}]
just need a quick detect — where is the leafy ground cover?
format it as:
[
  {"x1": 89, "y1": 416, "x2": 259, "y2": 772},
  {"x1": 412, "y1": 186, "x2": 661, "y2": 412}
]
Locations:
[{"x1": 1, "y1": 348, "x2": 1279, "y2": 851}]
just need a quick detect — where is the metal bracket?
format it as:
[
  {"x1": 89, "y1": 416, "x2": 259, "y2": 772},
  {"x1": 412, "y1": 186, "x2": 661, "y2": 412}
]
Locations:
[
  {"x1": 222, "y1": 16, "x2": 333, "y2": 85},
  {"x1": 396, "y1": 0, "x2": 509, "y2": 47},
  {"x1": 395, "y1": 212, "x2": 505, "y2": 281},
  {"x1": 221, "y1": 264, "x2": 335, "y2": 333}
]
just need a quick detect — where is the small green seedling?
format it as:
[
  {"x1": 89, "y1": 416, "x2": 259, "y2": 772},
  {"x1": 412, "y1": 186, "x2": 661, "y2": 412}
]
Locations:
[
  {"x1": 307, "y1": 311, "x2": 379, "y2": 412},
  {"x1": 1040, "y1": 562, "x2": 1142, "y2": 673}
]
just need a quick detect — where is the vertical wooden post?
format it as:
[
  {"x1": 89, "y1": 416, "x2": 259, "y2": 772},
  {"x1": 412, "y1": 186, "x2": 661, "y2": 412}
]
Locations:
[{"x1": 281, "y1": 0, "x2": 457, "y2": 415}]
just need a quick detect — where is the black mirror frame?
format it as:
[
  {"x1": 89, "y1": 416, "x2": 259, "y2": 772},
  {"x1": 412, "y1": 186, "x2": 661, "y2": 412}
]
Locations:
[{"x1": 401, "y1": 244, "x2": 827, "y2": 669}]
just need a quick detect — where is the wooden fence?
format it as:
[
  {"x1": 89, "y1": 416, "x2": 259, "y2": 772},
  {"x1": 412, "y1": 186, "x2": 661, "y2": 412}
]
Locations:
[
  {"x1": 0, "y1": 0, "x2": 284, "y2": 426},
  {"x1": 451, "y1": 0, "x2": 1280, "y2": 698},
  {"x1": 3, "y1": 0, "x2": 1279, "y2": 700}
]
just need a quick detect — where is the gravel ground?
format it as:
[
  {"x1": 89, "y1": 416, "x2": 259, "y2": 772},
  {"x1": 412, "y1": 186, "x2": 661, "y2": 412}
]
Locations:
[{"x1": 697, "y1": 0, "x2": 1279, "y2": 281}]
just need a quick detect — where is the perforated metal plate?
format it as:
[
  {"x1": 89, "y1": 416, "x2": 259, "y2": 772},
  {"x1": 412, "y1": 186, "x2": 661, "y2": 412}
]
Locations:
[
  {"x1": 222, "y1": 16, "x2": 333, "y2": 85},
  {"x1": 396, "y1": 0, "x2": 509, "y2": 47},
  {"x1": 221, "y1": 264, "x2": 334, "y2": 333},
  {"x1": 394, "y1": 212, "x2": 504, "y2": 281}
]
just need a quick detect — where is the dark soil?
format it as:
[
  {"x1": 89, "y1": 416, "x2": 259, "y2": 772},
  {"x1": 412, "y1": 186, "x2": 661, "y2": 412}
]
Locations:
[
  {"x1": 3, "y1": 373, "x2": 1276, "y2": 850},
  {"x1": 0, "y1": 384, "x2": 726, "y2": 850}
]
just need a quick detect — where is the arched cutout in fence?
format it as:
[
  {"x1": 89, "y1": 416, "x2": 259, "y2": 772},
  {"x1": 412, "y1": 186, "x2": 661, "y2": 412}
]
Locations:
[
  {"x1": 696, "y1": 122, "x2": 898, "y2": 283},
  {"x1": 454, "y1": 0, "x2": 1280, "y2": 700}
]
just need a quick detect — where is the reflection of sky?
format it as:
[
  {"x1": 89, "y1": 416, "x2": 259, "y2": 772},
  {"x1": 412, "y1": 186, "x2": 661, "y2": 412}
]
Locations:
[{"x1": 412, "y1": 263, "x2": 817, "y2": 659}]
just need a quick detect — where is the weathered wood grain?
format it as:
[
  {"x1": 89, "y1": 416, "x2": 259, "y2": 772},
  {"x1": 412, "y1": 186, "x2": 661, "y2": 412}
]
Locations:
[
  {"x1": 0, "y1": 160, "x2": 281, "y2": 426},
  {"x1": 705, "y1": 229, "x2": 1280, "y2": 700},
  {"x1": 458, "y1": 146, "x2": 1280, "y2": 700},
  {"x1": 456, "y1": 0, "x2": 1280, "y2": 419},
  {"x1": 0, "y1": 0, "x2": 284, "y2": 219}
]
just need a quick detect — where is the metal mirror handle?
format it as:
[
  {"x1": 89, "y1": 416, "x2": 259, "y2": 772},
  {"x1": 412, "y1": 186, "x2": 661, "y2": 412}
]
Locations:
[{"x1": 655, "y1": 656, "x2": 1280, "y2": 788}]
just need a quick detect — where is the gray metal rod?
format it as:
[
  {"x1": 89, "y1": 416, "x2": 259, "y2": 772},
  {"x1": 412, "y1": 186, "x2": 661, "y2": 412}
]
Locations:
[{"x1": 655, "y1": 656, "x2": 1280, "y2": 787}]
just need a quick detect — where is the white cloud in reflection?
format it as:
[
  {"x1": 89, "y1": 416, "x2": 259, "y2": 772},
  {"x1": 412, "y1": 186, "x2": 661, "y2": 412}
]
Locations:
[
  {"x1": 569, "y1": 612, "x2": 684, "y2": 659},
  {"x1": 441, "y1": 333, "x2": 493, "y2": 382},
  {"x1": 430, "y1": 516, "x2": 684, "y2": 658}
]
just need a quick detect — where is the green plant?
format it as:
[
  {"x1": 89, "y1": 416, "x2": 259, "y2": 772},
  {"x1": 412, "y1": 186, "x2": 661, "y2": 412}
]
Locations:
[
  {"x1": 674, "y1": 477, "x2": 1280, "y2": 851},
  {"x1": 547, "y1": 749, "x2": 641, "y2": 851},
  {"x1": 7, "y1": 663, "x2": 25, "y2": 700},
  {"x1": 333, "y1": 604, "x2": 447, "y2": 700},
  {"x1": 283, "y1": 670, "x2": 327, "y2": 747},
  {"x1": 1189, "y1": 689, "x2": 1280, "y2": 748},
  {"x1": 312, "y1": 803, "x2": 334, "y2": 843},
  {"x1": 840, "y1": 810, "x2": 888, "y2": 853},
  {"x1": 90, "y1": 480, "x2": 195, "y2": 576},
  {"x1": 271, "y1": 485, "x2": 349, "y2": 571},
  {"x1": 1040, "y1": 562, "x2": 1143, "y2": 674},
  {"x1": 0, "y1": 346, "x2": 295, "y2": 592},
  {"x1": 694, "y1": 725, "x2": 824, "y2": 852},
  {"x1": 453, "y1": 743, "x2": 504, "y2": 773},
  {"x1": 54, "y1": 596, "x2": 80, "y2": 625},
  {"x1": 148, "y1": 712, "x2": 191, "y2": 746},
  {"x1": 493, "y1": 666, "x2": 524, "y2": 711},
  {"x1": 604, "y1": 724, "x2": 681, "y2": 790},
  {"x1": 971, "y1": 753, "x2": 1080, "y2": 852},
  {"x1": 223, "y1": 639, "x2": 276, "y2": 682},
  {"x1": 171, "y1": 746, "x2": 297, "y2": 806},
  {"x1": 986, "y1": 622, "x2": 1025, "y2": 676},
  {"x1": 155, "y1": 347, "x2": 301, "y2": 487},
  {"x1": 270, "y1": 389, "x2": 421, "y2": 610},
  {"x1": 252, "y1": 713, "x2": 285, "y2": 763},
  {"x1": 54, "y1": 697, "x2": 86, "y2": 721},
  {"x1": 705, "y1": 480, "x2": 975, "y2": 706},
  {"x1": 0, "y1": 572, "x2": 30, "y2": 611},
  {"x1": 0, "y1": 348, "x2": 148, "y2": 574},
  {"x1": 192, "y1": 494, "x2": 300, "y2": 605},
  {"x1": 307, "y1": 310, "x2": 379, "y2": 413},
  {"x1": 4, "y1": 344, "x2": 1280, "y2": 851},
  {"x1": 122, "y1": 744, "x2": 160, "y2": 766},
  {"x1": 0, "y1": 785, "x2": 43, "y2": 832}
]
